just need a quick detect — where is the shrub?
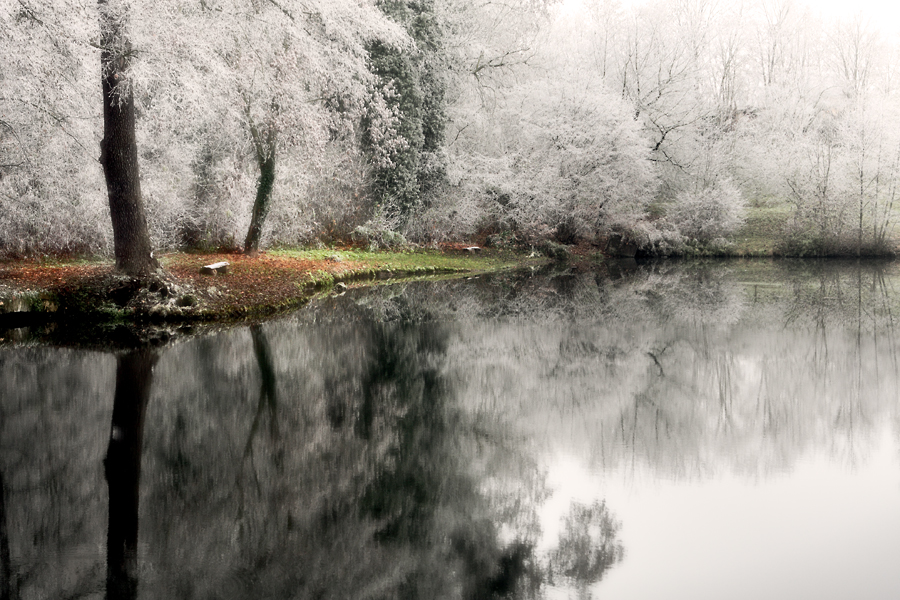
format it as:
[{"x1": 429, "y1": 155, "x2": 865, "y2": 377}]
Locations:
[
  {"x1": 537, "y1": 240, "x2": 570, "y2": 262},
  {"x1": 666, "y1": 179, "x2": 747, "y2": 243},
  {"x1": 351, "y1": 224, "x2": 408, "y2": 250},
  {"x1": 620, "y1": 220, "x2": 684, "y2": 257}
]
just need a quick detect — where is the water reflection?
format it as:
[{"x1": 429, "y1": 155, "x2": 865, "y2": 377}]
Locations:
[
  {"x1": 1, "y1": 470, "x2": 11, "y2": 600},
  {"x1": 1, "y1": 260, "x2": 900, "y2": 598},
  {"x1": 432, "y1": 261, "x2": 900, "y2": 481},
  {"x1": 105, "y1": 350, "x2": 156, "y2": 600},
  {"x1": 549, "y1": 500, "x2": 624, "y2": 591},
  {"x1": 243, "y1": 325, "x2": 279, "y2": 463}
]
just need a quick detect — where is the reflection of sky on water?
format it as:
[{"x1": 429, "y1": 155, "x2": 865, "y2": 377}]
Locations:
[
  {"x1": 4, "y1": 260, "x2": 900, "y2": 599},
  {"x1": 539, "y1": 426, "x2": 900, "y2": 599},
  {"x1": 426, "y1": 261, "x2": 900, "y2": 598}
]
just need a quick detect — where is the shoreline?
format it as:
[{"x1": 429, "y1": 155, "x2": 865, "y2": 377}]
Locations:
[
  {"x1": 0, "y1": 247, "x2": 546, "y2": 347},
  {"x1": 3, "y1": 246, "x2": 898, "y2": 348}
]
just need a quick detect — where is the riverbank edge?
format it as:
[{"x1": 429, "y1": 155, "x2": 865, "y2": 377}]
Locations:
[{"x1": 0, "y1": 247, "x2": 550, "y2": 346}]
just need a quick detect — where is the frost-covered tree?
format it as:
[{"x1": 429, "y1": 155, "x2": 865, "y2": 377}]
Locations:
[
  {"x1": 362, "y1": 0, "x2": 448, "y2": 224},
  {"x1": 137, "y1": 0, "x2": 407, "y2": 254},
  {"x1": 6, "y1": 0, "x2": 900, "y2": 257},
  {"x1": 1, "y1": 0, "x2": 407, "y2": 257},
  {"x1": 844, "y1": 97, "x2": 900, "y2": 254},
  {"x1": 3, "y1": 0, "x2": 158, "y2": 273},
  {"x1": 0, "y1": 0, "x2": 109, "y2": 258},
  {"x1": 448, "y1": 73, "x2": 657, "y2": 243},
  {"x1": 772, "y1": 91, "x2": 900, "y2": 256},
  {"x1": 437, "y1": 0, "x2": 659, "y2": 245}
]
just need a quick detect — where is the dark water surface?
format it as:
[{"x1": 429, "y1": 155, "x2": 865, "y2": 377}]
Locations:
[{"x1": 2, "y1": 260, "x2": 899, "y2": 599}]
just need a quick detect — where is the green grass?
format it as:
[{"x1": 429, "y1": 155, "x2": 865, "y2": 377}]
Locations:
[
  {"x1": 268, "y1": 247, "x2": 534, "y2": 273},
  {"x1": 730, "y1": 204, "x2": 792, "y2": 256}
]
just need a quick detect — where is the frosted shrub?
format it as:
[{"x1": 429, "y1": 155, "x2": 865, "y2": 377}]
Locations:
[
  {"x1": 443, "y1": 75, "x2": 657, "y2": 245},
  {"x1": 266, "y1": 142, "x2": 372, "y2": 246},
  {"x1": 667, "y1": 179, "x2": 747, "y2": 243},
  {"x1": 0, "y1": 175, "x2": 111, "y2": 258},
  {"x1": 352, "y1": 209, "x2": 408, "y2": 249},
  {"x1": 612, "y1": 219, "x2": 684, "y2": 257},
  {"x1": 0, "y1": 124, "x2": 111, "y2": 258},
  {"x1": 403, "y1": 183, "x2": 482, "y2": 244}
]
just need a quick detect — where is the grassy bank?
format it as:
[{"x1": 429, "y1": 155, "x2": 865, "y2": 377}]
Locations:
[
  {"x1": 674, "y1": 202, "x2": 899, "y2": 258},
  {"x1": 0, "y1": 246, "x2": 543, "y2": 342},
  {"x1": 4, "y1": 218, "x2": 899, "y2": 347},
  {"x1": 730, "y1": 205, "x2": 792, "y2": 256}
]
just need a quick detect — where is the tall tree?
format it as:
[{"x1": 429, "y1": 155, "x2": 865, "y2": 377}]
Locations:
[
  {"x1": 243, "y1": 111, "x2": 277, "y2": 255},
  {"x1": 1, "y1": 0, "x2": 110, "y2": 257},
  {"x1": 365, "y1": 0, "x2": 448, "y2": 222},
  {"x1": 173, "y1": 0, "x2": 408, "y2": 254},
  {"x1": 98, "y1": 0, "x2": 157, "y2": 275}
]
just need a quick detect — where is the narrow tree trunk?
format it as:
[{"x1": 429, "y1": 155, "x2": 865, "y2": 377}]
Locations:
[
  {"x1": 105, "y1": 349, "x2": 156, "y2": 600},
  {"x1": 243, "y1": 152, "x2": 276, "y2": 255},
  {"x1": 99, "y1": 0, "x2": 157, "y2": 276}
]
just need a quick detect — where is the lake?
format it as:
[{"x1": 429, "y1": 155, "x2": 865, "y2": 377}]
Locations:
[{"x1": 1, "y1": 259, "x2": 899, "y2": 599}]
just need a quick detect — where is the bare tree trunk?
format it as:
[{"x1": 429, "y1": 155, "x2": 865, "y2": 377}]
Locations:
[
  {"x1": 104, "y1": 349, "x2": 156, "y2": 600},
  {"x1": 242, "y1": 110, "x2": 277, "y2": 256},
  {"x1": 99, "y1": 0, "x2": 157, "y2": 276},
  {"x1": 243, "y1": 152, "x2": 276, "y2": 256}
]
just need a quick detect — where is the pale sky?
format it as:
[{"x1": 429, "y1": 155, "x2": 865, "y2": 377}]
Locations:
[
  {"x1": 805, "y1": 0, "x2": 900, "y2": 30},
  {"x1": 560, "y1": 0, "x2": 900, "y2": 35}
]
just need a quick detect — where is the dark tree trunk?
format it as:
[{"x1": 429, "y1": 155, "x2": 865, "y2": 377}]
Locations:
[
  {"x1": 99, "y1": 1, "x2": 157, "y2": 276},
  {"x1": 242, "y1": 325, "x2": 280, "y2": 455},
  {"x1": 0, "y1": 471, "x2": 11, "y2": 600},
  {"x1": 243, "y1": 151, "x2": 276, "y2": 255},
  {"x1": 250, "y1": 324, "x2": 279, "y2": 426},
  {"x1": 104, "y1": 349, "x2": 156, "y2": 600}
]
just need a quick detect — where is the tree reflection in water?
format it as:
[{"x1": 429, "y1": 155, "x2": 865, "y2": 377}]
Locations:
[
  {"x1": 0, "y1": 470, "x2": 11, "y2": 600},
  {"x1": 88, "y1": 300, "x2": 615, "y2": 599},
  {"x1": 3, "y1": 260, "x2": 900, "y2": 597},
  {"x1": 0, "y1": 274, "x2": 656, "y2": 599},
  {"x1": 105, "y1": 349, "x2": 157, "y2": 600},
  {"x1": 549, "y1": 500, "x2": 624, "y2": 591},
  {"x1": 326, "y1": 313, "x2": 550, "y2": 599},
  {"x1": 241, "y1": 325, "x2": 281, "y2": 470}
]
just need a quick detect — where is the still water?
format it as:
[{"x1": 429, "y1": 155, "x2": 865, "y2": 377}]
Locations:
[{"x1": 1, "y1": 260, "x2": 899, "y2": 599}]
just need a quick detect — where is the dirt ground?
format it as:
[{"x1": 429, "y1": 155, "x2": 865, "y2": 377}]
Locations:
[{"x1": 0, "y1": 251, "x2": 367, "y2": 317}]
